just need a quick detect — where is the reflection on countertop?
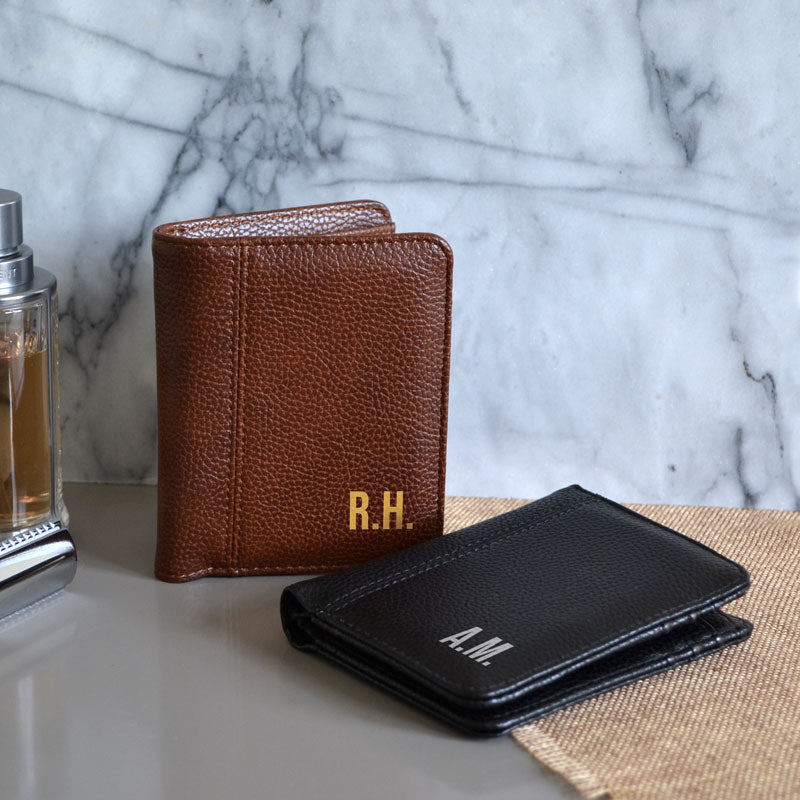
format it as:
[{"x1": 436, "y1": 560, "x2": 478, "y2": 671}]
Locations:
[{"x1": 0, "y1": 483, "x2": 575, "y2": 800}]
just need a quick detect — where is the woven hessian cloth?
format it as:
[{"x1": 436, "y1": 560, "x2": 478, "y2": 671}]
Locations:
[{"x1": 443, "y1": 497, "x2": 800, "y2": 799}]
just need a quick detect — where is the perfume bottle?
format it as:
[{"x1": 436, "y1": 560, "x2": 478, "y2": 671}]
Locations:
[{"x1": 0, "y1": 190, "x2": 75, "y2": 620}]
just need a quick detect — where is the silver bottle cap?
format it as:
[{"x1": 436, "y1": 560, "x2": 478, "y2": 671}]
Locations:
[{"x1": 0, "y1": 189, "x2": 34, "y2": 291}]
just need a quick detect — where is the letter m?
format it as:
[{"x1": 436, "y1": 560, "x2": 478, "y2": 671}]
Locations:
[{"x1": 461, "y1": 637, "x2": 514, "y2": 665}]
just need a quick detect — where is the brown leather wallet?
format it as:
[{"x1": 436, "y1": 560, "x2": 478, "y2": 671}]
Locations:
[{"x1": 152, "y1": 200, "x2": 452, "y2": 581}]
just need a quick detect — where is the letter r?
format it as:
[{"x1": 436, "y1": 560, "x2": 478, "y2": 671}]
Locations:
[{"x1": 349, "y1": 491, "x2": 370, "y2": 530}]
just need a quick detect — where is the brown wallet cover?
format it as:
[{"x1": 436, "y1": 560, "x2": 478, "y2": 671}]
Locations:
[{"x1": 152, "y1": 200, "x2": 452, "y2": 581}]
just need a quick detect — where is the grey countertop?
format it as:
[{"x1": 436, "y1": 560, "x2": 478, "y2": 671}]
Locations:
[{"x1": 0, "y1": 484, "x2": 575, "y2": 800}]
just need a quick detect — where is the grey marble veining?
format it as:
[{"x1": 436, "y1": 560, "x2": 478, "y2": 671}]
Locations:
[{"x1": 1, "y1": 1, "x2": 799, "y2": 508}]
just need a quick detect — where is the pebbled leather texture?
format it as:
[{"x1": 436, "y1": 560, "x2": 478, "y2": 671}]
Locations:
[
  {"x1": 281, "y1": 485, "x2": 752, "y2": 736},
  {"x1": 153, "y1": 200, "x2": 452, "y2": 581}
]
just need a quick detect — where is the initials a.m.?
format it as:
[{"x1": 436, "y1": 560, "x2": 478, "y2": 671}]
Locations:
[{"x1": 439, "y1": 627, "x2": 514, "y2": 666}]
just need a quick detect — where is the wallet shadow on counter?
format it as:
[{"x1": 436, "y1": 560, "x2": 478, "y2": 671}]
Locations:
[{"x1": 276, "y1": 640, "x2": 562, "y2": 797}]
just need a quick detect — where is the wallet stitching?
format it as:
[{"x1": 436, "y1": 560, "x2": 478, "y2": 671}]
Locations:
[
  {"x1": 322, "y1": 498, "x2": 591, "y2": 612},
  {"x1": 231, "y1": 248, "x2": 249, "y2": 568},
  {"x1": 320, "y1": 581, "x2": 747, "y2": 695},
  {"x1": 153, "y1": 236, "x2": 446, "y2": 250},
  {"x1": 263, "y1": 239, "x2": 451, "y2": 570},
  {"x1": 311, "y1": 620, "x2": 747, "y2": 726},
  {"x1": 484, "y1": 622, "x2": 750, "y2": 724},
  {"x1": 435, "y1": 243, "x2": 453, "y2": 536},
  {"x1": 315, "y1": 492, "x2": 749, "y2": 693},
  {"x1": 225, "y1": 248, "x2": 242, "y2": 570},
  {"x1": 322, "y1": 487, "x2": 749, "y2": 611},
  {"x1": 486, "y1": 625, "x2": 747, "y2": 724}
]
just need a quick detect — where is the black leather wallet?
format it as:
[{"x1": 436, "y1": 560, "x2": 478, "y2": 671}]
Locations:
[{"x1": 281, "y1": 486, "x2": 752, "y2": 736}]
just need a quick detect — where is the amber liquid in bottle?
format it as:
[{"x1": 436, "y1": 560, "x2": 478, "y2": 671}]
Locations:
[{"x1": 0, "y1": 345, "x2": 51, "y2": 531}]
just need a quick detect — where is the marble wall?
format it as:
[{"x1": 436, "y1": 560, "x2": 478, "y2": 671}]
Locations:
[{"x1": 1, "y1": 1, "x2": 799, "y2": 507}]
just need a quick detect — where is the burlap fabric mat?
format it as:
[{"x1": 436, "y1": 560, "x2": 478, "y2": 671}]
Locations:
[{"x1": 444, "y1": 497, "x2": 800, "y2": 799}]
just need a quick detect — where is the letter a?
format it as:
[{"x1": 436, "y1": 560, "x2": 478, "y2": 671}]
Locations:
[{"x1": 439, "y1": 627, "x2": 483, "y2": 648}]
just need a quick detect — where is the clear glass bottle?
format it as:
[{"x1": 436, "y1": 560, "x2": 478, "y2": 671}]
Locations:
[{"x1": 0, "y1": 189, "x2": 67, "y2": 535}]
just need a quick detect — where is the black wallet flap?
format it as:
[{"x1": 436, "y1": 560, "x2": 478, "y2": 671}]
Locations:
[{"x1": 282, "y1": 486, "x2": 751, "y2": 732}]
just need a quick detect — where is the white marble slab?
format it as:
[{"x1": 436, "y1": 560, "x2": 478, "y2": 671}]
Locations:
[{"x1": 1, "y1": 1, "x2": 798, "y2": 508}]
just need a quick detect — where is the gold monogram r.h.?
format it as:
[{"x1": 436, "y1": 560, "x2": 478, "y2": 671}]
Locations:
[{"x1": 349, "y1": 491, "x2": 414, "y2": 531}]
